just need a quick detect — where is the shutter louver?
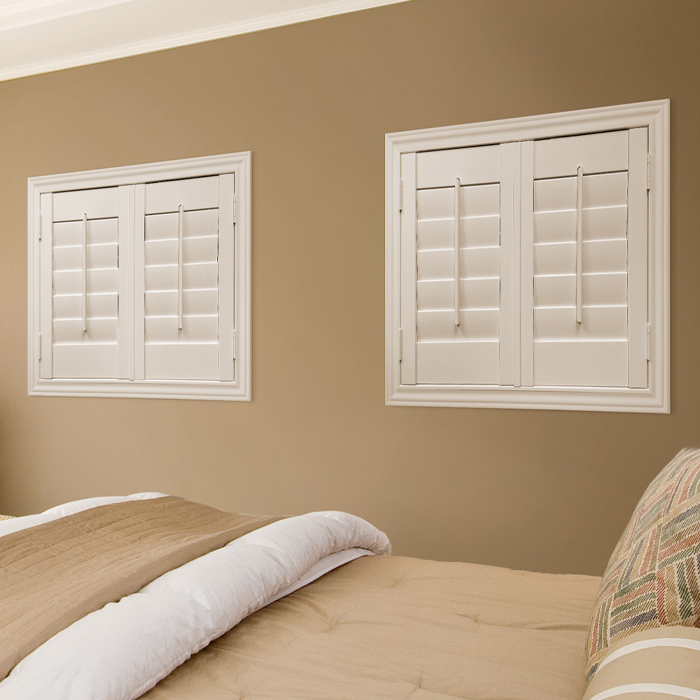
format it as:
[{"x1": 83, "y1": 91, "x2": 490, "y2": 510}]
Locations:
[
  {"x1": 40, "y1": 186, "x2": 128, "y2": 379},
  {"x1": 138, "y1": 175, "x2": 234, "y2": 381},
  {"x1": 522, "y1": 129, "x2": 648, "y2": 388},
  {"x1": 400, "y1": 145, "x2": 513, "y2": 385}
]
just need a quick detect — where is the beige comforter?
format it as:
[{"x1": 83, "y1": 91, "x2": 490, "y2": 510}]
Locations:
[{"x1": 144, "y1": 555, "x2": 601, "y2": 700}]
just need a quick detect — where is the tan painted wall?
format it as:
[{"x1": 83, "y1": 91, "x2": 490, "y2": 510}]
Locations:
[{"x1": 0, "y1": 0, "x2": 698, "y2": 575}]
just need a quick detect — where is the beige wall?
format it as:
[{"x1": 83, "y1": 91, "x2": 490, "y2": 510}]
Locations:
[{"x1": 0, "y1": 0, "x2": 698, "y2": 575}]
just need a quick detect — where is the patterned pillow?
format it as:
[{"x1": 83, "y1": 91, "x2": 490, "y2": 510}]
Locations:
[
  {"x1": 586, "y1": 448, "x2": 700, "y2": 680},
  {"x1": 0, "y1": 515, "x2": 14, "y2": 521}
]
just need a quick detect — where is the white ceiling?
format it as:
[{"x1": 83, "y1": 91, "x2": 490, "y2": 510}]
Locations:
[{"x1": 0, "y1": 0, "x2": 408, "y2": 82}]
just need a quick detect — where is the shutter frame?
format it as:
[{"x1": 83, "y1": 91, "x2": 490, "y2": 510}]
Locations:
[
  {"x1": 499, "y1": 142, "x2": 516, "y2": 387},
  {"x1": 218, "y1": 173, "x2": 235, "y2": 382},
  {"x1": 399, "y1": 152, "x2": 417, "y2": 385},
  {"x1": 39, "y1": 193, "x2": 53, "y2": 379},
  {"x1": 628, "y1": 127, "x2": 649, "y2": 389},
  {"x1": 519, "y1": 140, "x2": 535, "y2": 388}
]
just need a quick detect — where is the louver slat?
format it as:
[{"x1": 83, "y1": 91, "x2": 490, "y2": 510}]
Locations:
[
  {"x1": 534, "y1": 273, "x2": 627, "y2": 308},
  {"x1": 417, "y1": 278, "x2": 499, "y2": 310},
  {"x1": 145, "y1": 289, "x2": 218, "y2": 317}
]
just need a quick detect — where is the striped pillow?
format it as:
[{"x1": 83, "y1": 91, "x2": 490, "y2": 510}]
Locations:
[
  {"x1": 583, "y1": 627, "x2": 700, "y2": 700},
  {"x1": 586, "y1": 448, "x2": 700, "y2": 680}
]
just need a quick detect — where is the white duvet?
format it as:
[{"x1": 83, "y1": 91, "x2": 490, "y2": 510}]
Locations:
[{"x1": 0, "y1": 494, "x2": 391, "y2": 700}]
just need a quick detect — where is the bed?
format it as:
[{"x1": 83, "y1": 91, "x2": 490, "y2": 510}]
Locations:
[{"x1": 2, "y1": 450, "x2": 700, "y2": 700}]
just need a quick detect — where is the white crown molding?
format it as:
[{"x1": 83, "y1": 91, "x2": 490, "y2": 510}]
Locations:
[
  {"x1": 0, "y1": 0, "x2": 133, "y2": 30},
  {"x1": 0, "y1": 0, "x2": 410, "y2": 82}
]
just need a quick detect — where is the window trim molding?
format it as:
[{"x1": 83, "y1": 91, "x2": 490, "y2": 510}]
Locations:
[
  {"x1": 28, "y1": 151, "x2": 252, "y2": 401},
  {"x1": 385, "y1": 100, "x2": 670, "y2": 413}
]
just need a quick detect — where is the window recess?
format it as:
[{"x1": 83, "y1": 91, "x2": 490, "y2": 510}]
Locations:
[
  {"x1": 29, "y1": 153, "x2": 251, "y2": 401},
  {"x1": 386, "y1": 101, "x2": 669, "y2": 413}
]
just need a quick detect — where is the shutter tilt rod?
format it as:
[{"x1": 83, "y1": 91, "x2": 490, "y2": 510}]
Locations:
[
  {"x1": 177, "y1": 204, "x2": 184, "y2": 331},
  {"x1": 575, "y1": 166, "x2": 583, "y2": 325},
  {"x1": 82, "y1": 213, "x2": 88, "y2": 334},
  {"x1": 454, "y1": 177, "x2": 461, "y2": 327}
]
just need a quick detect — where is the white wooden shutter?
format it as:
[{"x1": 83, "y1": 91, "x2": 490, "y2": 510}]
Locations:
[
  {"x1": 400, "y1": 144, "x2": 514, "y2": 385},
  {"x1": 136, "y1": 175, "x2": 235, "y2": 382},
  {"x1": 521, "y1": 129, "x2": 649, "y2": 388},
  {"x1": 40, "y1": 186, "x2": 129, "y2": 379}
]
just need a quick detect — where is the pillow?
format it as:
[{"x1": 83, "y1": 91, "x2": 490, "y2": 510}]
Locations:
[
  {"x1": 0, "y1": 515, "x2": 14, "y2": 521},
  {"x1": 583, "y1": 626, "x2": 700, "y2": 700},
  {"x1": 586, "y1": 448, "x2": 700, "y2": 680}
]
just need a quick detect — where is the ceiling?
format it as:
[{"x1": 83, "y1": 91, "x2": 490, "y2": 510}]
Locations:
[{"x1": 0, "y1": 0, "x2": 408, "y2": 82}]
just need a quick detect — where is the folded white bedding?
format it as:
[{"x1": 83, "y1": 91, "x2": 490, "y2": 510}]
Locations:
[{"x1": 0, "y1": 495, "x2": 391, "y2": 700}]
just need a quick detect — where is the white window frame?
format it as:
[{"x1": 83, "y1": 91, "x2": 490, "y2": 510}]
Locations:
[
  {"x1": 386, "y1": 100, "x2": 670, "y2": 413},
  {"x1": 28, "y1": 152, "x2": 252, "y2": 401}
]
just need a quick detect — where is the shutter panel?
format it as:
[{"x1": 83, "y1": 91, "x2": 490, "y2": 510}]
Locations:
[
  {"x1": 40, "y1": 186, "x2": 128, "y2": 379},
  {"x1": 400, "y1": 144, "x2": 514, "y2": 385},
  {"x1": 138, "y1": 175, "x2": 234, "y2": 381},
  {"x1": 521, "y1": 129, "x2": 648, "y2": 388}
]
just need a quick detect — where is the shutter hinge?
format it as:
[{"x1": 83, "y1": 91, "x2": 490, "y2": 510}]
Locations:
[
  {"x1": 232, "y1": 330, "x2": 237, "y2": 361},
  {"x1": 398, "y1": 179, "x2": 403, "y2": 212},
  {"x1": 37, "y1": 333, "x2": 42, "y2": 362},
  {"x1": 646, "y1": 323, "x2": 652, "y2": 361},
  {"x1": 232, "y1": 195, "x2": 238, "y2": 224},
  {"x1": 646, "y1": 154, "x2": 652, "y2": 190},
  {"x1": 38, "y1": 213, "x2": 42, "y2": 241},
  {"x1": 398, "y1": 329, "x2": 403, "y2": 362}
]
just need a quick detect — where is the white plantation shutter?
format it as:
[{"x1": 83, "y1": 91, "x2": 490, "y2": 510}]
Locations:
[
  {"x1": 386, "y1": 102, "x2": 668, "y2": 411},
  {"x1": 135, "y1": 175, "x2": 235, "y2": 382},
  {"x1": 521, "y1": 129, "x2": 648, "y2": 388},
  {"x1": 400, "y1": 144, "x2": 514, "y2": 385},
  {"x1": 39, "y1": 186, "x2": 129, "y2": 379},
  {"x1": 30, "y1": 152, "x2": 251, "y2": 400}
]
